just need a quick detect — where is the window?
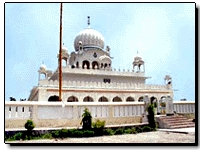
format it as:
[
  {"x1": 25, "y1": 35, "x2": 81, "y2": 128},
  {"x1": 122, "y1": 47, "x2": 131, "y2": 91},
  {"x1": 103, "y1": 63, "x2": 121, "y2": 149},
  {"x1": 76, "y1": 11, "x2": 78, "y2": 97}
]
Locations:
[{"x1": 103, "y1": 78, "x2": 111, "y2": 83}]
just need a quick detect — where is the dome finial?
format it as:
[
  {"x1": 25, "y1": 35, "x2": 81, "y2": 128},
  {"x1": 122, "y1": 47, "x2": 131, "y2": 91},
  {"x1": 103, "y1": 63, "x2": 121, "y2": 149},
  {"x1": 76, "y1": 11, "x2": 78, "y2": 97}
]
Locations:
[{"x1": 87, "y1": 16, "x2": 90, "y2": 28}]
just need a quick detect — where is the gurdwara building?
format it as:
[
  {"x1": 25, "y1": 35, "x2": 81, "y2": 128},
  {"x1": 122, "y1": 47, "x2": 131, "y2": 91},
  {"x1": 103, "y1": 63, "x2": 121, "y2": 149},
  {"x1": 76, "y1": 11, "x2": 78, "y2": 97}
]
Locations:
[{"x1": 28, "y1": 17, "x2": 173, "y2": 104}]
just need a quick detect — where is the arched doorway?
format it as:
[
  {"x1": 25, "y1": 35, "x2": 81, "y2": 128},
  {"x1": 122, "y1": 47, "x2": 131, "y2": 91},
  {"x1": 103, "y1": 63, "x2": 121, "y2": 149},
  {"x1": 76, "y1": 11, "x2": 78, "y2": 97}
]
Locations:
[
  {"x1": 83, "y1": 96, "x2": 94, "y2": 102},
  {"x1": 138, "y1": 96, "x2": 144, "y2": 102},
  {"x1": 67, "y1": 96, "x2": 78, "y2": 102},
  {"x1": 150, "y1": 96, "x2": 158, "y2": 114},
  {"x1": 159, "y1": 96, "x2": 166, "y2": 114},
  {"x1": 126, "y1": 96, "x2": 135, "y2": 102},
  {"x1": 48, "y1": 95, "x2": 59, "y2": 102},
  {"x1": 112, "y1": 96, "x2": 122, "y2": 102},
  {"x1": 62, "y1": 57, "x2": 67, "y2": 67},
  {"x1": 92, "y1": 61, "x2": 99, "y2": 69},
  {"x1": 82, "y1": 60, "x2": 90, "y2": 69},
  {"x1": 98, "y1": 96, "x2": 108, "y2": 102},
  {"x1": 76, "y1": 61, "x2": 79, "y2": 68},
  {"x1": 40, "y1": 73, "x2": 46, "y2": 80}
]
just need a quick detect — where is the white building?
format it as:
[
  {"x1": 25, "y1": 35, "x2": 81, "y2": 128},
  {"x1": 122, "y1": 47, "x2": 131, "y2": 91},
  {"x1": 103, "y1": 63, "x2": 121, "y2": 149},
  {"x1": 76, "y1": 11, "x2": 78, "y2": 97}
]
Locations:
[{"x1": 28, "y1": 17, "x2": 174, "y2": 104}]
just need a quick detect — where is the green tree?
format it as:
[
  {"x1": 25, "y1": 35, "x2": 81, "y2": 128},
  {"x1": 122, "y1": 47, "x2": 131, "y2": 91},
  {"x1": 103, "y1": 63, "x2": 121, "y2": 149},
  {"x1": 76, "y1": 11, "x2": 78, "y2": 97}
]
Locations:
[
  {"x1": 80, "y1": 108, "x2": 92, "y2": 130},
  {"x1": 147, "y1": 104, "x2": 156, "y2": 129},
  {"x1": 24, "y1": 119, "x2": 35, "y2": 140}
]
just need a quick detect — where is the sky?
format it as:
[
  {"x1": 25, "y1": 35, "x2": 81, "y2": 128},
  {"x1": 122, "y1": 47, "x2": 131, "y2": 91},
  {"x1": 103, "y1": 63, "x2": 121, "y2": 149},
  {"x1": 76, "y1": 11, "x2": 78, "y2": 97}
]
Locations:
[{"x1": 5, "y1": 2, "x2": 195, "y2": 101}]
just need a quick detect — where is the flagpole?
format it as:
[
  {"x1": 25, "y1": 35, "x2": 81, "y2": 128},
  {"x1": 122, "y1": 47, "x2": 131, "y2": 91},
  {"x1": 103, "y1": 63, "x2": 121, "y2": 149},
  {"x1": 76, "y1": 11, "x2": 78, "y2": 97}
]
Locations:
[{"x1": 59, "y1": 3, "x2": 63, "y2": 102}]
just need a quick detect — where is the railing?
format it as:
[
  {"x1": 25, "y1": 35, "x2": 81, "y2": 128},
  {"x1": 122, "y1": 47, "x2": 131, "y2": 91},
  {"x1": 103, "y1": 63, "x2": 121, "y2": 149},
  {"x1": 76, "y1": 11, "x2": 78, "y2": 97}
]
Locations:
[
  {"x1": 5, "y1": 101, "x2": 194, "y2": 128},
  {"x1": 173, "y1": 101, "x2": 195, "y2": 114},
  {"x1": 5, "y1": 101, "x2": 145, "y2": 120},
  {"x1": 39, "y1": 79, "x2": 170, "y2": 91}
]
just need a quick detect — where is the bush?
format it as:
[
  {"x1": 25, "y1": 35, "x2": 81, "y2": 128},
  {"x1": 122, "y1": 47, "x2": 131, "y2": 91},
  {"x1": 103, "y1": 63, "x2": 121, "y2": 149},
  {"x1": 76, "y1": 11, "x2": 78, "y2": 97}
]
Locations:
[
  {"x1": 136, "y1": 127, "x2": 143, "y2": 133},
  {"x1": 59, "y1": 129, "x2": 68, "y2": 138},
  {"x1": 147, "y1": 104, "x2": 156, "y2": 129},
  {"x1": 72, "y1": 130, "x2": 84, "y2": 137},
  {"x1": 24, "y1": 120, "x2": 35, "y2": 131},
  {"x1": 41, "y1": 133, "x2": 52, "y2": 139},
  {"x1": 83, "y1": 130, "x2": 95, "y2": 137},
  {"x1": 142, "y1": 126, "x2": 152, "y2": 132},
  {"x1": 13, "y1": 132, "x2": 23, "y2": 140},
  {"x1": 124, "y1": 128, "x2": 137, "y2": 134},
  {"x1": 114, "y1": 128, "x2": 124, "y2": 135},
  {"x1": 51, "y1": 130, "x2": 60, "y2": 138},
  {"x1": 81, "y1": 108, "x2": 92, "y2": 130},
  {"x1": 92, "y1": 119, "x2": 106, "y2": 136},
  {"x1": 92, "y1": 119, "x2": 105, "y2": 129},
  {"x1": 103, "y1": 129, "x2": 115, "y2": 136}
]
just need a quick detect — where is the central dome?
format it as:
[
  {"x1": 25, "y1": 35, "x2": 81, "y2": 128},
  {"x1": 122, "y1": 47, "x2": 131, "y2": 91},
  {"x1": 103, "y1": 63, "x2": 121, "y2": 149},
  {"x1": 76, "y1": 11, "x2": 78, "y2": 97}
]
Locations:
[{"x1": 74, "y1": 28, "x2": 105, "y2": 51}]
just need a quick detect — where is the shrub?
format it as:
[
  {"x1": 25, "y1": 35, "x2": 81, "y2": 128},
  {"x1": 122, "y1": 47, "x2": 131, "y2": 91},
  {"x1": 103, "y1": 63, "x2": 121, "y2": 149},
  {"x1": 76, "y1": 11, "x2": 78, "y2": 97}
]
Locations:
[
  {"x1": 92, "y1": 119, "x2": 106, "y2": 136},
  {"x1": 147, "y1": 104, "x2": 156, "y2": 129},
  {"x1": 24, "y1": 120, "x2": 35, "y2": 131},
  {"x1": 81, "y1": 108, "x2": 92, "y2": 130},
  {"x1": 114, "y1": 128, "x2": 124, "y2": 135},
  {"x1": 124, "y1": 128, "x2": 137, "y2": 134},
  {"x1": 83, "y1": 130, "x2": 95, "y2": 137},
  {"x1": 59, "y1": 129, "x2": 68, "y2": 138},
  {"x1": 41, "y1": 132, "x2": 52, "y2": 139},
  {"x1": 13, "y1": 132, "x2": 23, "y2": 140},
  {"x1": 103, "y1": 129, "x2": 115, "y2": 136},
  {"x1": 73, "y1": 130, "x2": 84, "y2": 137},
  {"x1": 51, "y1": 130, "x2": 60, "y2": 138},
  {"x1": 142, "y1": 126, "x2": 152, "y2": 132},
  {"x1": 136, "y1": 127, "x2": 143, "y2": 133},
  {"x1": 92, "y1": 119, "x2": 105, "y2": 129}
]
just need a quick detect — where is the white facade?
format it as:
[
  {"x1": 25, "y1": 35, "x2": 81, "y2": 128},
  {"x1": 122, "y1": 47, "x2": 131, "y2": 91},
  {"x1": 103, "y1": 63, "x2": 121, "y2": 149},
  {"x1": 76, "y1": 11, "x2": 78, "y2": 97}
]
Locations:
[{"x1": 28, "y1": 17, "x2": 174, "y2": 103}]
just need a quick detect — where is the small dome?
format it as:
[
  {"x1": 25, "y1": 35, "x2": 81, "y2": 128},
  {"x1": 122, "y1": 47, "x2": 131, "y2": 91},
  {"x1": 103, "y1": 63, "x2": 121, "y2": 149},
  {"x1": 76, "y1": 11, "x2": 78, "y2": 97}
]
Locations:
[
  {"x1": 74, "y1": 28, "x2": 105, "y2": 51},
  {"x1": 134, "y1": 54, "x2": 142, "y2": 61},
  {"x1": 39, "y1": 63, "x2": 47, "y2": 70},
  {"x1": 62, "y1": 46, "x2": 68, "y2": 53}
]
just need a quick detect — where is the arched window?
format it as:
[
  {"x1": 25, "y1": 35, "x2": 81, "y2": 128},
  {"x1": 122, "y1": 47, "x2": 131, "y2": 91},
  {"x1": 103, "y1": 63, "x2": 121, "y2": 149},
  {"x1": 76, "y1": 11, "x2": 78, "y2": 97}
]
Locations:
[
  {"x1": 138, "y1": 96, "x2": 144, "y2": 102},
  {"x1": 83, "y1": 96, "x2": 94, "y2": 102},
  {"x1": 67, "y1": 96, "x2": 78, "y2": 102},
  {"x1": 40, "y1": 73, "x2": 46, "y2": 80},
  {"x1": 76, "y1": 61, "x2": 79, "y2": 68},
  {"x1": 92, "y1": 61, "x2": 99, "y2": 69},
  {"x1": 126, "y1": 97, "x2": 135, "y2": 102},
  {"x1": 150, "y1": 96, "x2": 157, "y2": 104},
  {"x1": 62, "y1": 57, "x2": 67, "y2": 67},
  {"x1": 98, "y1": 96, "x2": 108, "y2": 102},
  {"x1": 82, "y1": 60, "x2": 90, "y2": 69},
  {"x1": 112, "y1": 96, "x2": 122, "y2": 102},
  {"x1": 48, "y1": 95, "x2": 59, "y2": 102}
]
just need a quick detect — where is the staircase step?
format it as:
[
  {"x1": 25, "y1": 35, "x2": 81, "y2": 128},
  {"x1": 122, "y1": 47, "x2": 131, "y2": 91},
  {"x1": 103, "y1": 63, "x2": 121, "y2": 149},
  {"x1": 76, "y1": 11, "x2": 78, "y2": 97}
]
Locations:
[
  {"x1": 167, "y1": 122, "x2": 195, "y2": 126},
  {"x1": 170, "y1": 124, "x2": 195, "y2": 129},
  {"x1": 157, "y1": 115, "x2": 195, "y2": 129},
  {"x1": 163, "y1": 120, "x2": 193, "y2": 124}
]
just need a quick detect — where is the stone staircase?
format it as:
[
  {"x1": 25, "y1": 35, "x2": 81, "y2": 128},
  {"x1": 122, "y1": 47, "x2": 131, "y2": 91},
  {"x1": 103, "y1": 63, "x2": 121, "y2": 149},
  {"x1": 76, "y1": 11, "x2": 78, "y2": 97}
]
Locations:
[{"x1": 156, "y1": 115, "x2": 195, "y2": 129}]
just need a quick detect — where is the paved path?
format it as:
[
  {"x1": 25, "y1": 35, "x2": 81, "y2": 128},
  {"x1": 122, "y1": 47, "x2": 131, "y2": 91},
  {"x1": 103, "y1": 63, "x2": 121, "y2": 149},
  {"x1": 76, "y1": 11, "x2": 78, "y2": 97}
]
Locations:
[{"x1": 158, "y1": 127, "x2": 195, "y2": 134}]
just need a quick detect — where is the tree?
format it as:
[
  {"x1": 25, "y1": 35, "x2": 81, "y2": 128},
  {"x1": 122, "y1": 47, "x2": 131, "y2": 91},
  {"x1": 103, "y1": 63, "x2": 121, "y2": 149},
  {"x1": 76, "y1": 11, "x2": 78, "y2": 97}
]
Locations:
[
  {"x1": 80, "y1": 108, "x2": 92, "y2": 130},
  {"x1": 24, "y1": 120, "x2": 35, "y2": 140},
  {"x1": 147, "y1": 103, "x2": 156, "y2": 129}
]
